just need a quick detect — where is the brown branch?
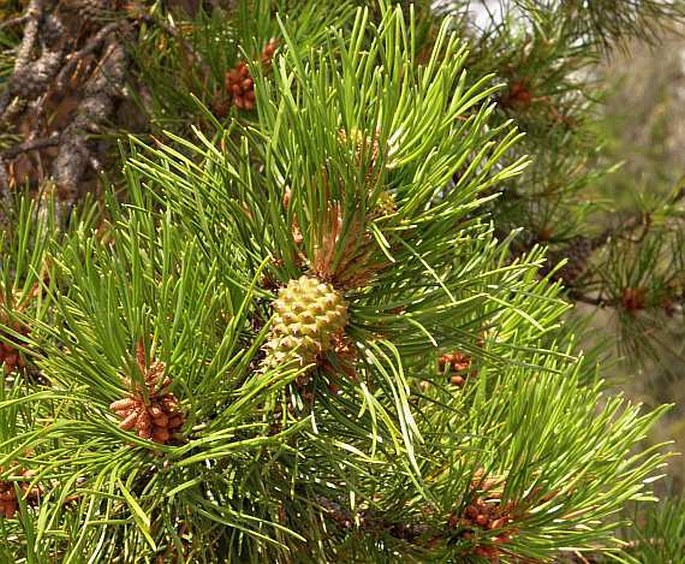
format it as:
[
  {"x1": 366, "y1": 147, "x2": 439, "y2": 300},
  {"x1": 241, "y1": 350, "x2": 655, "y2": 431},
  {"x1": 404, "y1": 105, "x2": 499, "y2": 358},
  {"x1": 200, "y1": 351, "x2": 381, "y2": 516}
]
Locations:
[
  {"x1": 1, "y1": 134, "x2": 61, "y2": 159},
  {"x1": 52, "y1": 37, "x2": 127, "y2": 203},
  {"x1": 13, "y1": 0, "x2": 45, "y2": 71},
  {"x1": 1, "y1": 6, "x2": 66, "y2": 125},
  {"x1": 55, "y1": 21, "x2": 124, "y2": 90},
  {"x1": 0, "y1": 158, "x2": 9, "y2": 194},
  {"x1": 0, "y1": 0, "x2": 45, "y2": 117},
  {"x1": 0, "y1": 158, "x2": 11, "y2": 230},
  {"x1": 568, "y1": 291, "x2": 607, "y2": 308},
  {"x1": 0, "y1": 14, "x2": 32, "y2": 31},
  {"x1": 592, "y1": 181, "x2": 685, "y2": 248},
  {"x1": 0, "y1": 2, "x2": 135, "y2": 214}
]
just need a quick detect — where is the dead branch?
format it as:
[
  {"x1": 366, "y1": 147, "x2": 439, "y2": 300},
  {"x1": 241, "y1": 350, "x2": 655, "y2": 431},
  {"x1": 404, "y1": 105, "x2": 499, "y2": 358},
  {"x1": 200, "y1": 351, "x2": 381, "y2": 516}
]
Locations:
[
  {"x1": 1, "y1": 134, "x2": 61, "y2": 159},
  {"x1": 55, "y1": 21, "x2": 124, "y2": 90}
]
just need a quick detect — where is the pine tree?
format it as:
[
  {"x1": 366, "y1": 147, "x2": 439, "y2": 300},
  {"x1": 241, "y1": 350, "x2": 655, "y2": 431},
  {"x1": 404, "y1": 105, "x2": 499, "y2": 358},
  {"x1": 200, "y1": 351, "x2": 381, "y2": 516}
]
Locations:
[{"x1": 0, "y1": 1, "x2": 682, "y2": 562}]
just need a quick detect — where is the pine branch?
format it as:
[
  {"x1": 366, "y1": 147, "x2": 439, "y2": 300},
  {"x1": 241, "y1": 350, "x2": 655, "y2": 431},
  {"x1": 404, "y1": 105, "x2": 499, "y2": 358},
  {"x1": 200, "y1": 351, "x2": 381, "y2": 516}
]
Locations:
[
  {"x1": 0, "y1": 1, "x2": 136, "y2": 205},
  {"x1": 0, "y1": 133, "x2": 60, "y2": 159},
  {"x1": 0, "y1": 13, "x2": 32, "y2": 31},
  {"x1": 0, "y1": 3, "x2": 678, "y2": 561},
  {"x1": 55, "y1": 20, "x2": 124, "y2": 90}
]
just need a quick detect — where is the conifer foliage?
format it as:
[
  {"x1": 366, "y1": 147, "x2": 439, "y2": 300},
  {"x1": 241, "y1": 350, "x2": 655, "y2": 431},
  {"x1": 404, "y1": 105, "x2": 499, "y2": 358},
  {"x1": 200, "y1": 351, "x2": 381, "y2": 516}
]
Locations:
[{"x1": 0, "y1": 2, "x2": 677, "y2": 562}]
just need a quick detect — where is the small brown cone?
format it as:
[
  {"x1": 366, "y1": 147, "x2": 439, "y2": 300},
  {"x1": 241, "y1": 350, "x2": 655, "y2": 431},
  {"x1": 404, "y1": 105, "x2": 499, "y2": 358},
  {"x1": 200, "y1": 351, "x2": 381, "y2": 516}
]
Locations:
[
  {"x1": 438, "y1": 351, "x2": 476, "y2": 388},
  {"x1": 0, "y1": 468, "x2": 42, "y2": 519},
  {"x1": 261, "y1": 40, "x2": 278, "y2": 66},
  {"x1": 621, "y1": 287, "x2": 647, "y2": 314},
  {"x1": 449, "y1": 497, "x2": 513, "y2": 562},
  {"x1": 500, "y1": 80, "x2": 533, "y2": 110},
  {"x1": 222, "y1": 41, "x2": 277, "y2": 113},
  {"x1": 110, "y1": 343, "x2": 185, "y2": 445},
  {"x1": 225, "y1": 62, "x2": 255, "y2": 110},
  {"x1": 0, "y1": 320, "x2": 28, "y2": 374}
]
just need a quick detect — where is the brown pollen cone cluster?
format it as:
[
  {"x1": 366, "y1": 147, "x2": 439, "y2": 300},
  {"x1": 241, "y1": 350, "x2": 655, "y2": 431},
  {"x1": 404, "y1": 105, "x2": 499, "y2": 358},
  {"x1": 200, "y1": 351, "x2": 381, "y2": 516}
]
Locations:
[
  {"x1": 448, "y1": 494, "x2": 516, "y2": 563},
  {"x1": 438, "y1": 351, "x2": 477, "y2": 388},
  {"x1": 219, "y1": 40, "x2": 277, "y2": 113},
  {"x1": 0, "y1": 294, "x2": 34, "y2": 373},
  {"x1": 110, "y1": 342, "x2": 184, "y2": 444},
  {"x1": 0, "y1": 321, "x2": 28, "y2": 373},
  {"x1": 0, "y1": 469, "x2": 41, "y2": 519},
  {"x1": 500, "y1": 80, "x2": 533, "y2": 110},
  {"x1": 621, "y1": 287, "x2": 646, "y2": 314}
]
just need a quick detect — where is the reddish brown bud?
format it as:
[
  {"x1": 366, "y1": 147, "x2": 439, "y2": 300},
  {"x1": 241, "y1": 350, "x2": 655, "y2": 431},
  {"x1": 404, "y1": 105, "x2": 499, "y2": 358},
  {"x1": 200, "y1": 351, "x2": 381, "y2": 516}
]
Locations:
[
  {"x1": 0, "y1": 499, "x2": 16, "y2": 518},
  {"x1": 490, "y1": 517, "x2": 508, "y2": 530},
  {"x1": 621, "y1": 287, "x2": 646, "y2": 313},
  {"x1": 450, "y1": 375, "x2": 466, "y2": 387},
  {"x1": 262, "y1": 40, "x2": 277, "y2": 59},
  {"x1": 167, "y1": 415, "x2": 184, "y2": 429},
  {"x1": 152, "y1": 428, "x2": 170, "y2": 443},
  {"x1": 152, "y1": 413, "x2": 169, "y2": 427},
  {"x1": 475, "y1": 513, "x2": 489, "y2": 526}
]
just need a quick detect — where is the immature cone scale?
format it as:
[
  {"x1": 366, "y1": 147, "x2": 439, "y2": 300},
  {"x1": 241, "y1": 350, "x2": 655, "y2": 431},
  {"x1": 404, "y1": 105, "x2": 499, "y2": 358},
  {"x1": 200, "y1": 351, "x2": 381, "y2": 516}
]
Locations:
[{"x1": 262, "y1": 275, "x2": 347, "y2": 369}]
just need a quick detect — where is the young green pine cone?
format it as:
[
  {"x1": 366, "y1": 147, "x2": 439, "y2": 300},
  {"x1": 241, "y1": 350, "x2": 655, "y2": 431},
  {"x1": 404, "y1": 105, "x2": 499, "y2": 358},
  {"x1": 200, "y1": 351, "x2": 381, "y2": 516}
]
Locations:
[{"x1": 262, "y1": 275, "x2": 348, "y2": 370}]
